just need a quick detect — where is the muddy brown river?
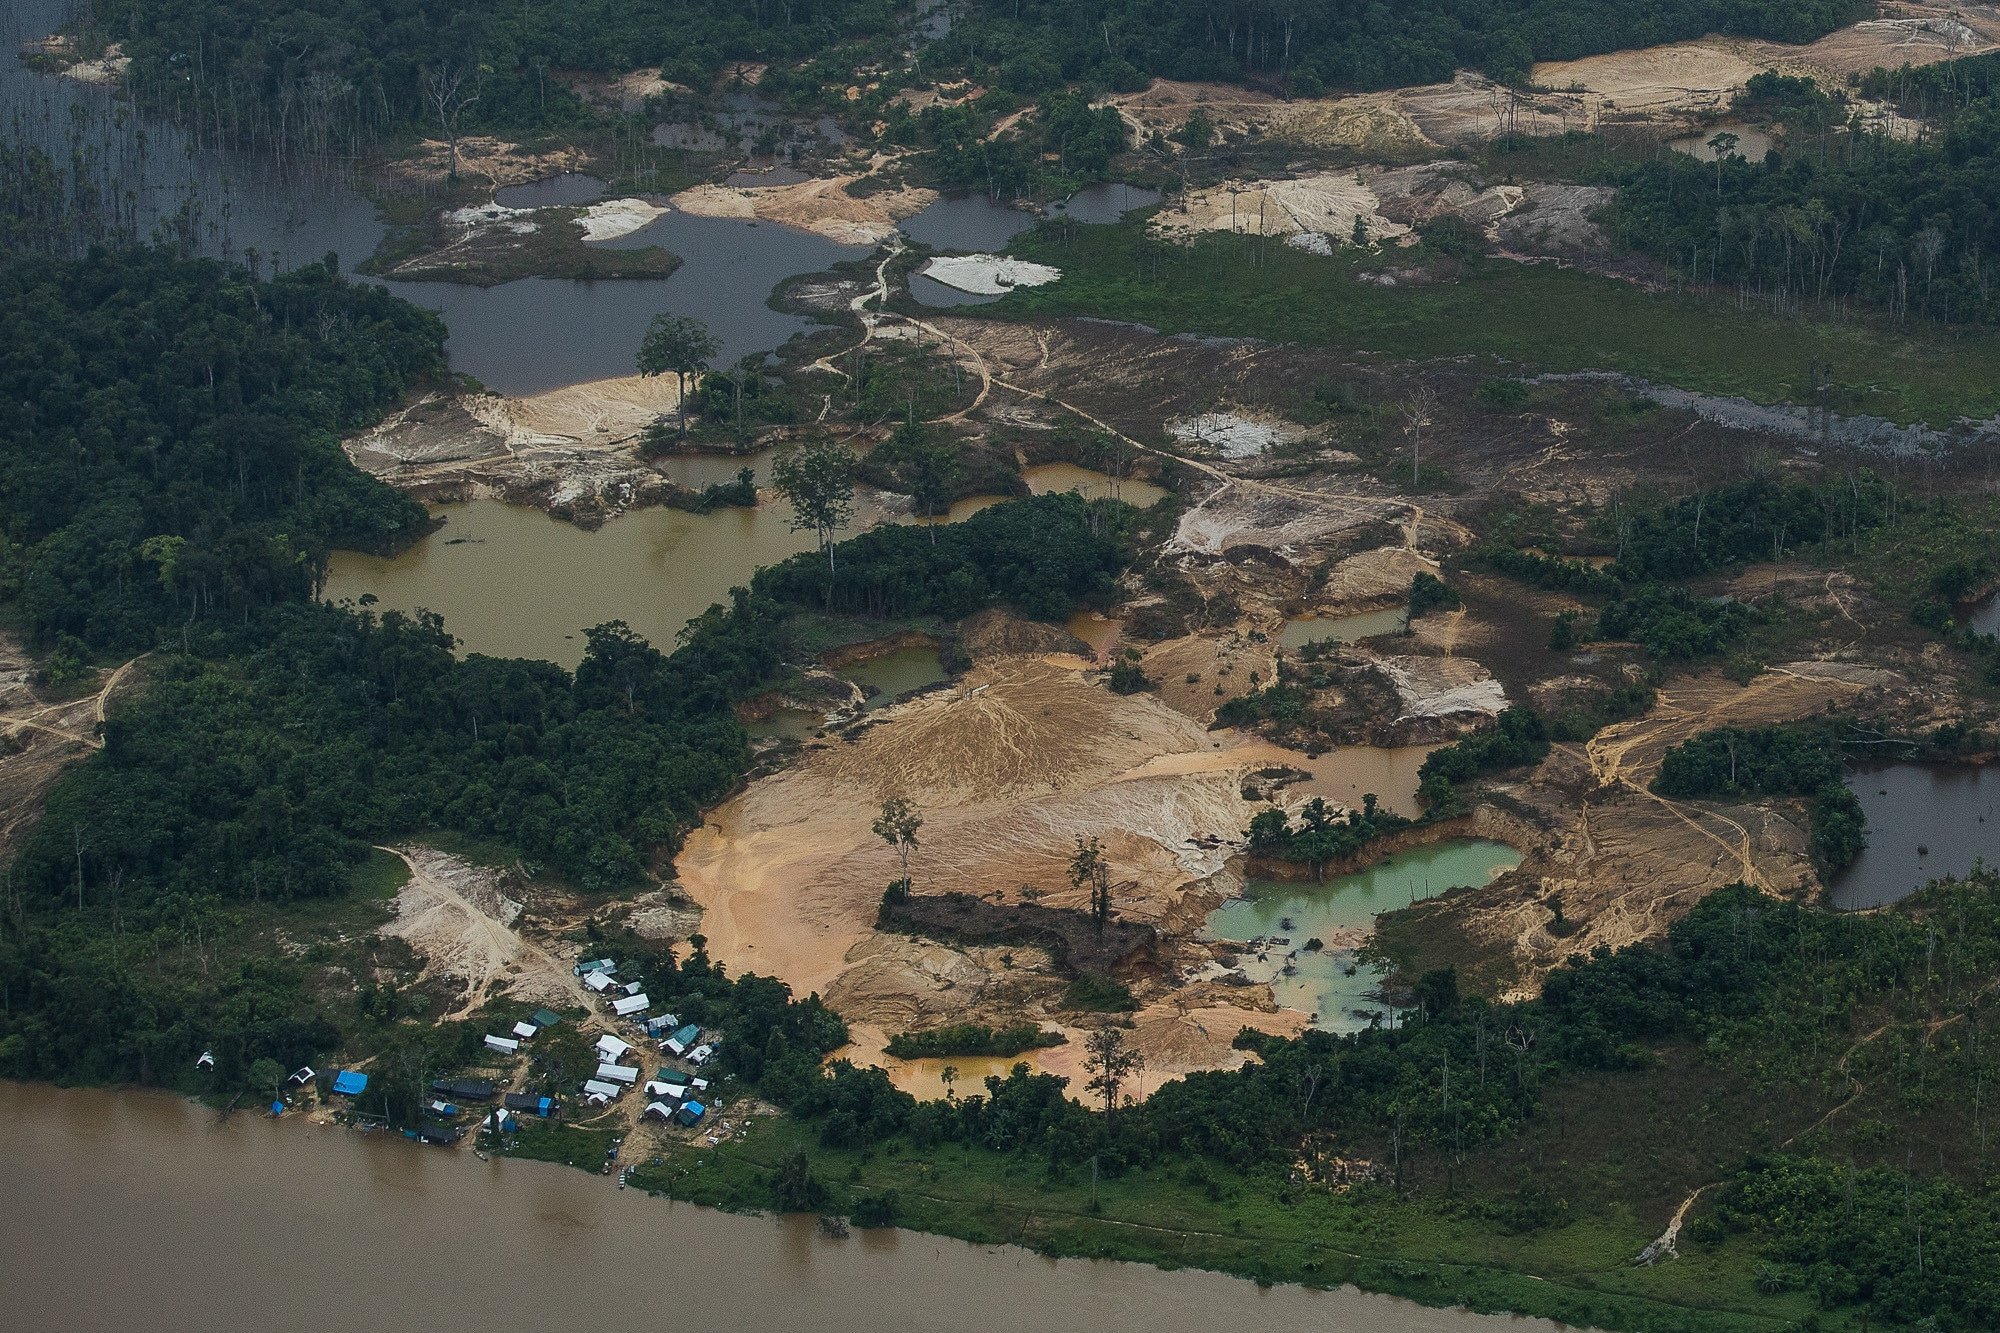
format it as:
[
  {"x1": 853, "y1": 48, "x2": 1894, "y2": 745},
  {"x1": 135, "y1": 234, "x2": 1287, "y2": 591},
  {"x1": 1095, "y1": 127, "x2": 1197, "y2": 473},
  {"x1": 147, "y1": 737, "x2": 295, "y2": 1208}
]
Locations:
[{"x1": 1, "y1": 1083, "x2": 1568, "y2": 1332}]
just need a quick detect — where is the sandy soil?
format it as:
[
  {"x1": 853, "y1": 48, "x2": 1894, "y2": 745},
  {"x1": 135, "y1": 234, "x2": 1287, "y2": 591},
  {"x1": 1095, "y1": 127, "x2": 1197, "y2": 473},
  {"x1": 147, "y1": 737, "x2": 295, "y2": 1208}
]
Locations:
[
  {"x1": 343, "y1": 376, "x2": 686, "y2": 524},
  {"x1": 673, "y1": 654, "x2": 1310, "y2": 1080},
  {"x1": 378, "y1": 845, "x2": 576, "y2": 1018},
  {"x1": 0, "y1": 634, "x2": 145, "y2": 868},
  {"x1": 670, "y1": 171, "x2": 938, "y2": 245},
  {"x1": 1413, "y1": 662, "x2": 1908, "y2": 997},
  {"x1": 385, "y1": 137, "x2": 593, "y2": 189}
]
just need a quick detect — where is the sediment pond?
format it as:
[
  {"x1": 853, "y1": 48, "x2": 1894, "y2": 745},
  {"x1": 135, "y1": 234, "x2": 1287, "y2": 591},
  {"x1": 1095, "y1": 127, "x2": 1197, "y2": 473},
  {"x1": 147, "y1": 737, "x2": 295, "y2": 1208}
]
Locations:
[
  {"x1": 1828, "y1": 762, "x2": 2000, "y2": 909},
  {"x1": 1207, "y1": 840, "x2": 1521, "y2": 1032},
  {"x1": 1280, "y1": 607, "x2": 1410, "y2": 650},
  {"x1": 839, "y1": 645, "x2": 951, "y2": 710}
]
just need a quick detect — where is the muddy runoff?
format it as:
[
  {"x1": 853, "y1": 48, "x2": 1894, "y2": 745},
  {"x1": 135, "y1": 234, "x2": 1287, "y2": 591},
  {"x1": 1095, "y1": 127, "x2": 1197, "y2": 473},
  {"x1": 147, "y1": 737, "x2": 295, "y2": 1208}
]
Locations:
[{"x1": 0, "y1": 1082, "x2": 1564, "y2": 1333}]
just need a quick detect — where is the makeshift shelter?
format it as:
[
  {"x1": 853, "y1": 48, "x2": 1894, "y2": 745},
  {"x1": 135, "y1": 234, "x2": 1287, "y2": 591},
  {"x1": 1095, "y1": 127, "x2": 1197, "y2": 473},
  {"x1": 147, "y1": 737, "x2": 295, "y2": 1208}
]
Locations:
[
  {"x1": 611, "y1": 994, "x2": 650, "y2": 1018},
  {"x1": 580, "y1": 1079, "x2": 623, "y2": 1100},
  {"x1": 583, "y1": 971, "x2": 616, "y2": 993},
  {"x1": 675, "y1": 1101, "x2": 706, "y2": 1128},
  {"x1": 331, "y1": 1070, "x2": 369, "y2": 1096},
  {"x1": 531, "y1": 1009, "x2": 564, "y2": 1030},
  {"x1": 511, "y1": 1020, "x2": 538, "y2": 1040},
  {"x1": 503, "y1": 1093, "x2": 559, "y2": 1118},
  {"x1": 594, "y1": 1034, "x2": 634, "y2": 1063},
  {"x1": 574, "y1": 958, "x2": 616, "y2": 977},
  {"x1": 430, "y1": 1078, "x2": 497, "y2": 1102},
  {"x1": 595, "y1": 1062, "x2": 639, "y2": 1085},
  {"x1": 483, "y1": 1035, "x2": 521, "y2": 1055}
]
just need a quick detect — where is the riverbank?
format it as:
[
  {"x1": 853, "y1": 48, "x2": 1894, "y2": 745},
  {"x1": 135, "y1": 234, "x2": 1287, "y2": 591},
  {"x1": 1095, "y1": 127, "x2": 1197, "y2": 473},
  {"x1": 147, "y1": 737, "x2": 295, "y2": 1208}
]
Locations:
[{"x1": 1, "y1": 1080, "x2": 1571, "y2": 1333}]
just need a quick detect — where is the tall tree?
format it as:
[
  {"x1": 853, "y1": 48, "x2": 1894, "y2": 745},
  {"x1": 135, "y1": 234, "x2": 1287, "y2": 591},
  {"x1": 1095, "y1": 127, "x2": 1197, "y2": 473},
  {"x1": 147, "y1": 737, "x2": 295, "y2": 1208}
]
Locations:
[
  {"x1": 772, "y1": 437, "x2": 857, "y2": 573},
  {"x1": 872, "y1": 797, "x2": 923, "y2": 894},
  {"x1": 1082, "y1": 1026, "x2": 1142, "y2": 1114},
  {"x1": 638, "y1": 314, "x2": 721, "y2": 435}
]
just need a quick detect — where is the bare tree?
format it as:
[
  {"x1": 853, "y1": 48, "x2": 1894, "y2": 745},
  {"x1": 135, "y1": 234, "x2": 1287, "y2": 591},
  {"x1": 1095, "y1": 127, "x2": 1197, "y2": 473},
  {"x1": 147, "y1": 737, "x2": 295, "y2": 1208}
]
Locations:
[
  {"x1": 421, "y1": 64, "x2": 481, "y2": 180},
  {"x1": 1400, "y1": 385, "x2": 1439, "y2": 488}
]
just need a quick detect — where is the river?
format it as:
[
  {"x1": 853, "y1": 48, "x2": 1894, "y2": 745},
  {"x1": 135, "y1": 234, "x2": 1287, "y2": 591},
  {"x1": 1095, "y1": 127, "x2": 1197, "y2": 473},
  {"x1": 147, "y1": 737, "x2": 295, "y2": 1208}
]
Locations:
[{"x1": 0, "y1": 1082, "x2": 1568, "y2": 1333}]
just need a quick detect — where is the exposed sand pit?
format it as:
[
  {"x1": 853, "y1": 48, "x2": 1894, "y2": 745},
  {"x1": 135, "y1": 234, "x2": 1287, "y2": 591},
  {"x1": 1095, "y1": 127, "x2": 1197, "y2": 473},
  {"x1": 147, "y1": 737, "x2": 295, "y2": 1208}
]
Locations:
[
  {"x1": 1377, "y1": 655, "x2": 1508, "y2": 721},
  {"x1": 1169, "y1": 411, "x2": 1301, "y2": 459},
  {"x1": 919, "y1": 255, "x2": 1062, "y2": 295},
  {"x1": 1154, "y1": 173, "x2": 1411, "y2": 245},
  {"x1": 574, "y1": 198, "x2": 670, "y2": 241},
  {"x1": 674, "y1": 656, "x2": 1317, "y2": 1085},
  {"x1": 670, "y1": 173, "x2": 938, "y2": 245},
  {"x1": 1319, "y1": 546, "x2": 1439, "y2": 606},
  {"x1": 387, "y1": 136, "x2": 591, "y2": 188},
  {"x1": 377, "y1": 845, "x2": 575, "y2": 1017}
]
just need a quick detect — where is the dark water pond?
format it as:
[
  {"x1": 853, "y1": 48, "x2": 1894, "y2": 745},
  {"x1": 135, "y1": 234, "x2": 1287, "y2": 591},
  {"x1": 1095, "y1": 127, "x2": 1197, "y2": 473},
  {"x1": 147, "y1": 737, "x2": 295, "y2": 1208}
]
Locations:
[
  {"x1": 1829, "y1": 763, "x2": 2000, "y2": 909},
  {"x1": 1048, "y1": 182, "x2": 1162, "y2": 224},
  {"x1": 901, "y1": 192, "x2": 1039, "y2": 251},
  {"x1": 495, "y1": 172, "x2": 608, "y2": 208}
]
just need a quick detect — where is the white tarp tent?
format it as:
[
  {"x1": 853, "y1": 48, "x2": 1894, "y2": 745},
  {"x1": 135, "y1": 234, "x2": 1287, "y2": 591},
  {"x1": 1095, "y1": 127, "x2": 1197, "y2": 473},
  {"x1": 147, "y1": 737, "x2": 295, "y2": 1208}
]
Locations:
[
  {"x1": 595, "y1": 1062, "x2": 639, "y2": 1085},
  {"x1": 581, "y1": 1078, "x2": 623, "y2": 1099},
  {"x1": 483, "y1": 1035, "x2": 520, "y2": 1054},
  {"x1": 594, "y1": 1034, "x2": 633, "y2": 1062},
  {"x1": 583, "y1": 971, "x2": 616, "y2": 993},
  {"x1": 611, "y1": 994, "x2": 650, "y2": 1017}
]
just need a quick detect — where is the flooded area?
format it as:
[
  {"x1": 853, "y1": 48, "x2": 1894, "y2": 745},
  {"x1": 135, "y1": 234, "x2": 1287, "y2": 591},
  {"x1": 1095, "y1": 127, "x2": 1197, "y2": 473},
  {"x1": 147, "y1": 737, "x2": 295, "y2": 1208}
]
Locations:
[
  {"x1": 1048, "y1": 182, "x2": 1163, "y2": 224},
  {"x1": 1208, "y1": 840, "x2": 1521, "y2": 1031},
  {"x1": 839, "y1": 645, "x2": 951, "y2": 710},
  {"x1": 943, "y1": 464, "x2": 1170, "y2": 522},
  {"x1": 1667, "y1": 123, "x2": 1775, "y2": 161},
  {"x1": 1282, "y1": 744, "x2": 1440, "y2": 821},
  {"x1": 324, "y1": 497, "x2": 825, "y2": 665},
  {"x1": 901, "y1": 192, "x2": 1040, "y2": 252},
  {"x1": 0, "y1": 1082, "x2": 1562, "y2": 1333},
  {"x1": 1827, "y1": 763, "x2": 2000, "y2": 909},
  {"x1": 494, "y1": 172, "x2": 609, "y2": 208},
  {"x1": 1280, "y1": 607, "x2": 1410, "y2": 651}
]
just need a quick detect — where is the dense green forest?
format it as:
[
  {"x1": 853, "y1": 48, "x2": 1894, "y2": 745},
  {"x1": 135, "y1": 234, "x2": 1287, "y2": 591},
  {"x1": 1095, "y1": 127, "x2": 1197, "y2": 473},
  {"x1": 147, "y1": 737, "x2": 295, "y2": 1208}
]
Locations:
[
  {"x1": 1653, "y1": 724, "x2": 1869, "y2": 869},
  {"x1": 936, "y1": 0, "x2": 1865, "y2": 95},
  {"x1": 1611, "y1": 65, "x2": 2000, "y2": 326},
  {"x1": 0, "y1": 248, "x2": 441, "y2": 651},
  {"x1": 85, "y1": 0, "x2": 905, "y2": 152}
]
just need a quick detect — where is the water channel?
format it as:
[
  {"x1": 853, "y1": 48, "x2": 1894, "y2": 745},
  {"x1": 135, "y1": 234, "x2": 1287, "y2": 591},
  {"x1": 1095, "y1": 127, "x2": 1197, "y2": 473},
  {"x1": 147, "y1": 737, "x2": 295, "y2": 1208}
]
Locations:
[
  {"x1": 1280, "y1": 607, "x2": 1411, "y2": 651},
  {"x1": 1208, "y1": 840, "x2": 1522, "y2": 1032},
  {"x1": 0, "y1": 1082, "x2": 1569, "y2": 1333},
  {"x1": 1827, "y1": 762, "x2": 2000, "y2": 910}
]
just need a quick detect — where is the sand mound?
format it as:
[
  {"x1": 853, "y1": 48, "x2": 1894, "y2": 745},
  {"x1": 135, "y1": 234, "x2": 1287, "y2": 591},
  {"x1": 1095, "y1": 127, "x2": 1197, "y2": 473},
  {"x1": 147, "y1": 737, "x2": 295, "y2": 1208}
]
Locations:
[
  {"x1": 671, "y1": 174, "x2": 938, "y2": 245},
  {"x1": 919, "y1": 255, "x2": 1061, "y2": 294},
  {"x1": 1320, "y1": 546, "x2": 1438, "y2": 606},
  {"x1": 1168, "y1": 411, "x2": 1302, "y2": 459},
  {"x1": 1377, "y1": 655, "x2": 1507, "y2": 721},
  {"x1": 1154, "y1": 172, "x2": 1411, "y2": 245},
  {"x1": 574, "y1": 198, "x2": 669, "y2": 241},
  {"x1": 378, "y1": 845, "x2": 574, "y2": 1015}
]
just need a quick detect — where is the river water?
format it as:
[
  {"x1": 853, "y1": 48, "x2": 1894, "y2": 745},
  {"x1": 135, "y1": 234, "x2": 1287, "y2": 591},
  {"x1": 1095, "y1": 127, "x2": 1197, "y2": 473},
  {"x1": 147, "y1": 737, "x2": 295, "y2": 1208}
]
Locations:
[{"x1": 0, "y1": 1082, "x2": 1567, "y2": 1333}]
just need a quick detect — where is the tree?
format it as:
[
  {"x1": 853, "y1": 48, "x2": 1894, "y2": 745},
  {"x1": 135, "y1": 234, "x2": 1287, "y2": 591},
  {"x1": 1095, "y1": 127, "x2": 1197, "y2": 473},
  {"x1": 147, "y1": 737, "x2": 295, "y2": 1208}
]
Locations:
[
  {"x1": 420, "y1": 64, "x2": 481, "y2": 180},
  {"x1": 245, "y1": 1056, "x2": 285, "y2": 1101},
  {"x1": 897, "y1": 429, "x2": 963, "y2": 541},
  {"x1": 1707, "y1": 131, "x2": 1740, "y2": 194},
  {"x1": 638, "y1": 314, "x2": 722, "y2": 436},
  {"x1": 1400, "y1": 385, "x2": 1438, "y2": 488},
  {"x1": 771, "y1": 438, "x2": 857, "y2": 573},
  {"x1": 1070, "y1": 835, "x2": 1113, "y2": 932},
  {"x1": 1082, "y1": 1026, "x2": 1143, "y2": 1113},
  {"x1": 872, "y1": 797, "x2": 923, "y2": 894}
]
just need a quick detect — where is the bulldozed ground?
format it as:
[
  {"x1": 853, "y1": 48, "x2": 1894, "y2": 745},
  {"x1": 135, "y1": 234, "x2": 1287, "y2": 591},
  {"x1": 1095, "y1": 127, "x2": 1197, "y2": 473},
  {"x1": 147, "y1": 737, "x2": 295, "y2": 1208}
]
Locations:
[
  {"x1": 653, "y1": 288, "x2": 1995, "y2": 1092},
  {"x1": 0, "y1": 634, "x2": 145, "y2": 872}
]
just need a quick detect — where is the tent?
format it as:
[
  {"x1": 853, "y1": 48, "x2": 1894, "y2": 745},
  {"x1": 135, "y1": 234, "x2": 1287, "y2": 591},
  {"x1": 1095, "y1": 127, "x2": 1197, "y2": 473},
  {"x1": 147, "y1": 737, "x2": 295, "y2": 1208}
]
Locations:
[
  {"x1": 531, "y1": 1009, "x2": 565, "y2": 1030},
  {"x1": 511, "y1": 1020, "x2": 538, "y2": 1040},
  {"x1": 611, "y1": 994, "x2": 650, "y2": 1018},
  {"x1": 580, "y1": 1079, "x2": 623, "y2": 1100},
  {"x1": 583, "y1": 971, "x2": 616, "y2": 993},
  {"x1": 483, "y1": 1035, "x2": 520, "y2": 1055},
  {"x1": 674, "y1": 1101, "x2": 707, "y2": 1128},
  {"x1": 331, "y1": 1070, "x2": 369, "y2": 1096},
  {"x1": 594, "y1": 1034, "x2": 634, "y2": 1062},
  {"x1": 595, "y1": 1062, "x2": 639, "y2": 1085}
]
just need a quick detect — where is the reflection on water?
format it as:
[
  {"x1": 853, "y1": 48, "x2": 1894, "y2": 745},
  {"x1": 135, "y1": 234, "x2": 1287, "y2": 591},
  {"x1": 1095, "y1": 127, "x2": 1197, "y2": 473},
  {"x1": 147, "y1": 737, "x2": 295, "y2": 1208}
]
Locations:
[
  {"x1": 840, "y1": 646, "x2": 949, "y2": 709},
  {"x1": 944, "y1": 463, "x2": 1169, "y2": 523},
  {"x1": 1829, "y1": 762, "x2": 2000, "y2": 909},
  {"x1": 1207, "y1": 840, "x2": 1520, "y2": 1031},
  {"x1": 1048, "y1": 182, "x2": 1163, "y2": 225},
  {"x1": 654, "y1": 449, "x2": 776, "y2": 490},
  {"x1": 1279, "y1": 607, "x2": 1408, "y2": 650},
  {"x1": 494, "y1": 173, "x2": 608, "y2": 208},
  {"x1": 324, "y1": 497, "x2": 825, "y2": 665},
  {"x1": 879, "y1": 1053, "x2": 1047, "y2": 1100},
  {"x1": 901, "y1": 192, "x2": 1038, "y2": 251},
  {"x1": 1667, "y1": 123, "x2": 1775, "y2": 162}
]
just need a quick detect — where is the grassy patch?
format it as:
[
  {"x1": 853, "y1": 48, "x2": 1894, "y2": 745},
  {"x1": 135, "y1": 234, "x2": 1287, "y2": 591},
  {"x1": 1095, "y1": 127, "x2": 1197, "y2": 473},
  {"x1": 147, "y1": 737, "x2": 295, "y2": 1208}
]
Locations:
[
  {"x1": 346, "y1": 847, "x2": 411, "y2": 902},
  {"x1": 632, "y1": 1116, "x2": 1805, "y2": 1333},
  {"x1": 999, "y1": 222, "x2": 2000, "y2": 428},
  {"x1": 361, "y1": 206, "x2": 681, "y2": 287},
  {"x1": 503, "y1": 1121, "x2": 620, "y2": 1171}
]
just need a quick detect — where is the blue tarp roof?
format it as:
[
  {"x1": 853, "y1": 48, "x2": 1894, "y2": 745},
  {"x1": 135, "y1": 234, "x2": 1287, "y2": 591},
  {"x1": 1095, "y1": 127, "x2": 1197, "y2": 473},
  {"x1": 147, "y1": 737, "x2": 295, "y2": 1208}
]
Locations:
[{"x1": 332, "y1": 1070, "x2": 369, "y2": 1095}]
